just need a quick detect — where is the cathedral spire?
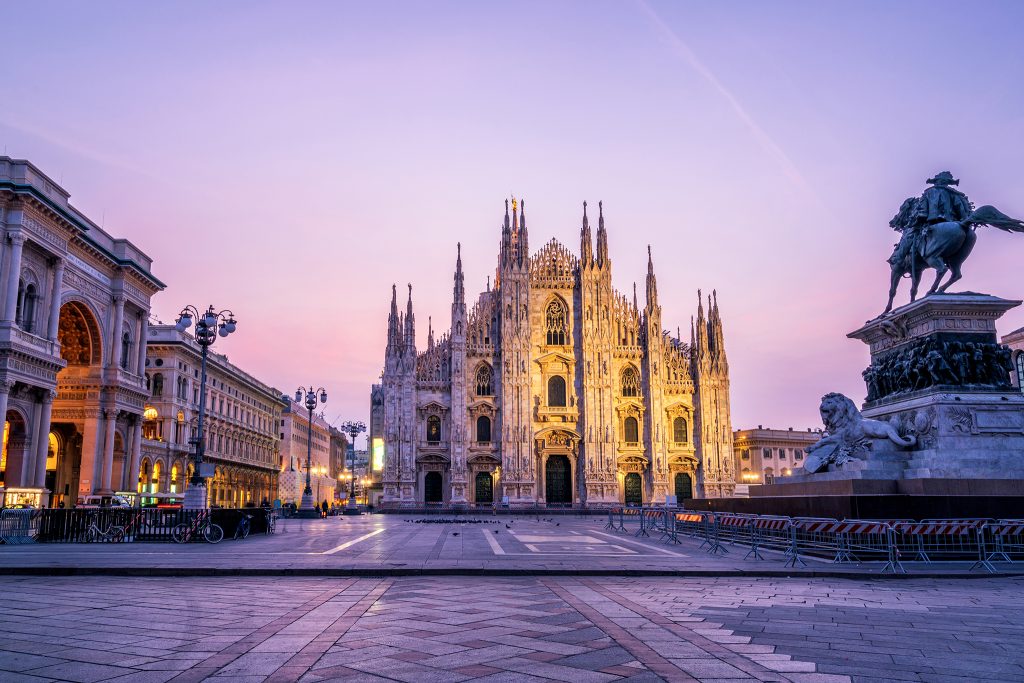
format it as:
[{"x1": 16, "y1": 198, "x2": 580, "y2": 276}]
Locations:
[
  {"x1": 632, "y1": 282, "x2": 638, "y2": 311},
  {"x1": 405, "y1": 283, "x2": 415, "y2": 352},
  {"x1": 580, "y1": 201, "x2": 593, "y2": 267},
  {"x1": 596, "y1": 200, "x2": 609, "y2": 268},
  {"x1": 387, "y1": 283, "x2": 400, "y2": 354},
  {"x1": 427, "y1": 316, "x2": 434, "y2": 350},
  {"x1": 453, "y1": 242, "x2": 465, "y2": 306},
  {"x1": 695, "y1": 289, "x2": 709, "y2": 360},
  {"x1": 518, "y1": 198, "x2": 529, "y2": 265},
  {"x1": 645, "y1": 244, "x2": 658, "y2": 310}
]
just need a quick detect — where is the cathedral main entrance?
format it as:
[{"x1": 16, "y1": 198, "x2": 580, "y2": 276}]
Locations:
[
  {"x1": 474, "y1": 471, "x2": 493, "y2": 504},
  {"x1": 424, "y1": 471, "x2": 443, "y2": 503},
  {"x1": 674, "y1": 472, "x2": 693, "y2": 500},
  {"x1": 544, "y1": 454, "x2": 571, "y2": 504},
  {"x1": 624, "y1": 472, "x2": 642, "y2": 506}
]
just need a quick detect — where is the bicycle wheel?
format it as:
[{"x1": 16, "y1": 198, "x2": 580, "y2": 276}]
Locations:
[
  {"x1": 110, "y1": 527, "x2": 126, "y2": 543},
  {"x1": 204, "y1": 524, "x2": 224, "y2": 544},
  {"x1": 86, "y1": 526, "x2": 100, "y2": 543},
  {"x1": 171, "y1": 523, "x2": 190, "y2": 544}
]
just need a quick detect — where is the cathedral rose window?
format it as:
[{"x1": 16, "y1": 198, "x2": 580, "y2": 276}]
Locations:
[
  {"x1": 621, "y1": 366, "x2": 641, "y2": 397},
  {"x1": 545, "y1": 298, "x2": 567, "y2": 346},
  {"x1": 475, "y1": 364, "x2": 492, "y2": 396}
]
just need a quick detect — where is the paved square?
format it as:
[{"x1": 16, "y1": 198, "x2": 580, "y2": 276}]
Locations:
[{"x1": 1, "y1": 574, "x2": 1023, "y2": 682}]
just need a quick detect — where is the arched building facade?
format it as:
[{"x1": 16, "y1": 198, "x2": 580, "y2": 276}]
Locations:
[
  {"x1": 0, "y1": 157, "x2": 162, "y2": 507},
  {"x1": 373, "y1": 200, "x2": 734, "y2": 508}
]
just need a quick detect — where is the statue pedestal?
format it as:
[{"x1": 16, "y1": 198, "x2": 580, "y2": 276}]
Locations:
[{"x1": 847, "y1": 292, "x2": 1024, "y2": 483}]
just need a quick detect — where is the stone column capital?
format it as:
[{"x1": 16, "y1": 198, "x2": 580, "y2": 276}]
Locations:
[
  {"x1": 112, "y1": 294, "x2": 127, "y2": 306},
  {"x1": 40, "y1": 389, "x2": 57, "y2": 403},
  {"x1": 0, "y1": 378, "x2": 15, "y2": 393},
  {"x1": 7, "y1": 230, "x2": 26, "y2": 247},
  {"x1": 104, "y1": 408, "x2": 119, "y2": 420}
]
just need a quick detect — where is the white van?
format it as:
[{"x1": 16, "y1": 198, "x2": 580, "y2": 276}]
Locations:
[{"x1": 77, "y1": 494, "x2": 133, "y2": 509}]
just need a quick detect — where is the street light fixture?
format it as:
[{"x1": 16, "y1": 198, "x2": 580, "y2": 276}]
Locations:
[
  {"x1": 339, "y1": 420, "x2": 366, "y2": 515},
  {"x1": 174, "y1": 305, "x2": 237, "y2": 510},
  {"x1": 295, "y1": 385, "x2": 327, "y2": 518}
]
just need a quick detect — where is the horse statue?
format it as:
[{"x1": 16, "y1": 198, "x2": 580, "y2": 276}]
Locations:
[{"x1": 883, "y1": 199, "x2": 1024, "y2": 315}]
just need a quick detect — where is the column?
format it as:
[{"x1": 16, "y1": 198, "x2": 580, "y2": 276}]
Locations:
[
  {"x1": 100, "y1": 409, "x2": 117, "y2": 492},
  {"x1": 128, "y1": 416, "x2": 142, "y2": 494},
  {"x1": 0, "y1": 380, "x2": 12, "y2": 437},
  {"x1": 18, "y1": 398, "x2": 44, "y2": 488},
  {"x1": 34, "y1": 391, "x2": 55, "y2": 489},
  {"x1": 46, "y1": 259, "x2": 65, "y2": 341},
  {"x1": 2, "y1": 232, "x2": 26, "y2": 322},
  {"x1": 135, "y1": 312, "x2": 149, "y2": 375},
  {"x1": 77, "y1": 412, "x2": 103, "y2": 499},
  {"x1": 108, "y1": 295, "x2": 125, "y2": 369}
]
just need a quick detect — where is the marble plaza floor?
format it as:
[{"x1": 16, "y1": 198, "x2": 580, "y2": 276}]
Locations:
[
  {"x1": 1, "y1": 574, "x2": 1023, "y2": 683},
  {"x1": 2, "y1": 515, "x2": 1021, "y2": 577}
]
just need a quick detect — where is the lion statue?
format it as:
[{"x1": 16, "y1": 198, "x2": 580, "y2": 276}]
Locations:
[{"x1": 803, "y1": 392, "x2": 916, "y2": 474}]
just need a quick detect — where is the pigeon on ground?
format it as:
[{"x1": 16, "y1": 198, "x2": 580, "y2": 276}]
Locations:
[{"x1": 452, "y1": 532, "x2": 459, "y2": 536}]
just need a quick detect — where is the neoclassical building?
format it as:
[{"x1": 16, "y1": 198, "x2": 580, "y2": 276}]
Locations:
[
  {"x1": 140, "y1": 325, "x2": 283, "y2": 506},
  {"x1": 277, "y1": 400, "x2": 336, "y2": 505},
  {"x1": 374, "y1": 200, "x2": 734, "y2": 508},
  {"x1": 0, "y1": 157, "x2": 162, "y2": 507}
]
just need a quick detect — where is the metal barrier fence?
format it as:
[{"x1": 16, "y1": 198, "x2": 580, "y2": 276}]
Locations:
[
  {"x1": 0, "y1": 508, "x2": 273, "y2": 543},
  {"x1": 608, "y1": 506, "x2": 1024, "y2": 573}
]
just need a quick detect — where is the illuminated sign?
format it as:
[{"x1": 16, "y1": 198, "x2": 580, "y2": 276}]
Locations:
[{"x1": 372, "y1": 438, "x2": 384, "y2": 472}]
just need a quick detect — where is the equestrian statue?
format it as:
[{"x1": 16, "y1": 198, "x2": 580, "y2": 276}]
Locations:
[{"x1": 883, "y1": 171, "x2": 1024, "y2": 315}]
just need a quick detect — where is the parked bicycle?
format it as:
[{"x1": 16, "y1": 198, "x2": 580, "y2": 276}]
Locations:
[
  {"x1": 233, "y1": 514, "x2": 252, "y2": 540},
  {"x1": 171, "y1": 511, "x2": 224, "y2": 544},
  {"x1": 86, "y1": 520, "x2": 125, "y2": 543},
  {"x1": 265, "y1": 509, "x2": 277, "y2": 535}
]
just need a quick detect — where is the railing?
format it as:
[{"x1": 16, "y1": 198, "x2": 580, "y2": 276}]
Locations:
[
  {"x1": 606, "y1": 506, "x2": 1024, "y2": 574},
  {"x1": 0, "y1": 508, "x2": 274, "y2": 543}
]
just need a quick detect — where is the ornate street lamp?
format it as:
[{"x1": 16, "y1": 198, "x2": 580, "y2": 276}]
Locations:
[
  {"x1": 174, "y1": 305, "x2": 237, "y2": 510},
  {"x1": 339, "y1": 420, "x2": 366, "y2": 515},
  {"x1": 295, "y1": 385, "x2": 327, "y2": 517}
]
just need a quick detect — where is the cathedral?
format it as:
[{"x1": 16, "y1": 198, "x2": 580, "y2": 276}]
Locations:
[{"x1": 372, "y1": 200, "x2": 734, "y2": 508}]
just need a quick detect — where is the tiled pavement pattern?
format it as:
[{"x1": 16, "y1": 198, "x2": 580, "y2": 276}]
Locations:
[{"x1": 1, "y1": 576, "x2": 1023, "y2": 683}]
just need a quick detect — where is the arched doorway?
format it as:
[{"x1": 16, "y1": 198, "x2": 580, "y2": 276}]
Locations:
[
  {"x1": 2, "y1": 410, "x2": 29, "y2": 488},
  {"x1": 545, "y1": 454, "x2": 571, "y2": 504},
  {"x1": 624, "y1": 472, "x2": 642, "y2": 506},
  {"x1": 424, "y1": 471, "x2": 443, "y2": 503},
  {"x1": 475, "y1": 471, "x2": 493, "y2": 504},
  {"x1": 674, "y1": 472, "x2": 693, "y2": 500}
]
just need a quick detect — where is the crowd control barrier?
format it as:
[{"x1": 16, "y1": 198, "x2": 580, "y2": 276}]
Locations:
[{"x1": 606, "y1": 506, "x2": 1024, "y2": 574}]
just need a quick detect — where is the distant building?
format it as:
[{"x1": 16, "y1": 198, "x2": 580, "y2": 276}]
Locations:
[
  {"x1": 328, "y1": 426, "x2": 350, "y2": 501},
  {"x1": 142, "y1": 325, "x2": 283, "y2": 506},
  {"x1": 733, "y1": 426, "x2": 822, "y2": 488},
  {"x1": 278, "y1": 401, "x2": 333, "y2": 505},
  {"x1": 375, "y1": 200, "x2": 734, "y2": 508},
  {"x1": 1003, "y1": 326, "x2": 1024, "y2": 391}
]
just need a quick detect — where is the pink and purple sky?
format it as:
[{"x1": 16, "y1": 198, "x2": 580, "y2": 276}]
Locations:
[{"x1": 4, "y1": 1, "x2": 1023, "y2": 441}]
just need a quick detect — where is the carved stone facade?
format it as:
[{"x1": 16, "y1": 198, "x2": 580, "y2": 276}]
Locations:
[
  {"x1": 140, "y1": 325, "x2": 283, "y2": 507},
  {"x1": 277, "y1": 401, "x2": 335, "y2": 506},
  {"x1": 375, "y1": 201, "x2": 734, "y2": 508},
  {"x1": 1003, "y1": 326, "x2": 1024, "y2": 391},
  {"x1": 0, "y1": 157, "x2": 163, "y2": 506}
]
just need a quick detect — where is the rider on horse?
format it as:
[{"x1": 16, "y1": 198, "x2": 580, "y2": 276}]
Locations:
[{"x1": 890, "y1": 171, "x2": 972, "y2": 265}]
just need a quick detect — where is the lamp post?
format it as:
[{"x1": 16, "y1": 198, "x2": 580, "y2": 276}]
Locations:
[
  {"x1": 339, "y1": 420, "x2": 366, "y2": 515},
  {"x1": 295, "y1": 385, "x2": 327, "y2": 518},
  {"x1": 174, "y1": 305, "x2": 237, "y2": 510}
]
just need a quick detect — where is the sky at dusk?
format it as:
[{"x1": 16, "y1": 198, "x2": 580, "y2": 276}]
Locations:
[{"x1": 3, "y1": 1, "x2": 1023, "y2": 442}]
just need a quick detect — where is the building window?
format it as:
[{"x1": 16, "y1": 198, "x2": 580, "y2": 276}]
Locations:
[
  {"x1": 621, "y1": 366, "x2": 641, "y2": 398},
  {"x1": 475, "y1": 364, "x2": 492, "y2": 396},
  {"x1": 778, "y1": 448, "x2": 787, "y2": 459},
  {"x1": 624, "y1": 416, "x2": 639, "y2": 443},
  {"x1": 763, "y1": 448, "x2": 772, "y2": 459},
  {"x1": 545, "y1": 298, "x2": 567, "y2": 346},
  {"x1": 672, "y1": 417, "x2": 687, "y2": 443},
  {"x1": 741, "y1": 449, "x2": 750, "y2": 460},
  {"x1": 794, "y1": 449, "x2": 804, "y2": 460},
  {"x1": 152, "y1": 373, "x2": 164, "y2": 397},
  {"x1": 1017, "y1": 353, "x2": 1024, "y2": 391},
  {"x1": 17, "y1": 281, "x2": 37, "y2": 333},
  {"x1": 120, "y1": 332, "x2": 132, "y2": 369},
  {"x1": 547, "y1": 376, "x2": 567, "y2": 407},
  {"x1": 476, "y1": 415, "x2": 491, "y2": 444},
  {"x1": 764, "y1": 468, "x2": 775, "y2": 484},
  {"x1": 426, "y1": 416, "x2": 441, "y2": 443}
]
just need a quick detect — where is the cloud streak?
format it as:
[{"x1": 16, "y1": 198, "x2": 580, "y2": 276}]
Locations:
[{"x1": 634, "y1": 0, "x2": 815, "y2": 199}]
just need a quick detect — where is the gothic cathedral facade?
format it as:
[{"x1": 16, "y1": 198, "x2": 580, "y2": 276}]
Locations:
[{"x1": 374, "y1": 200, "x2": 734, "y2": 508}]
